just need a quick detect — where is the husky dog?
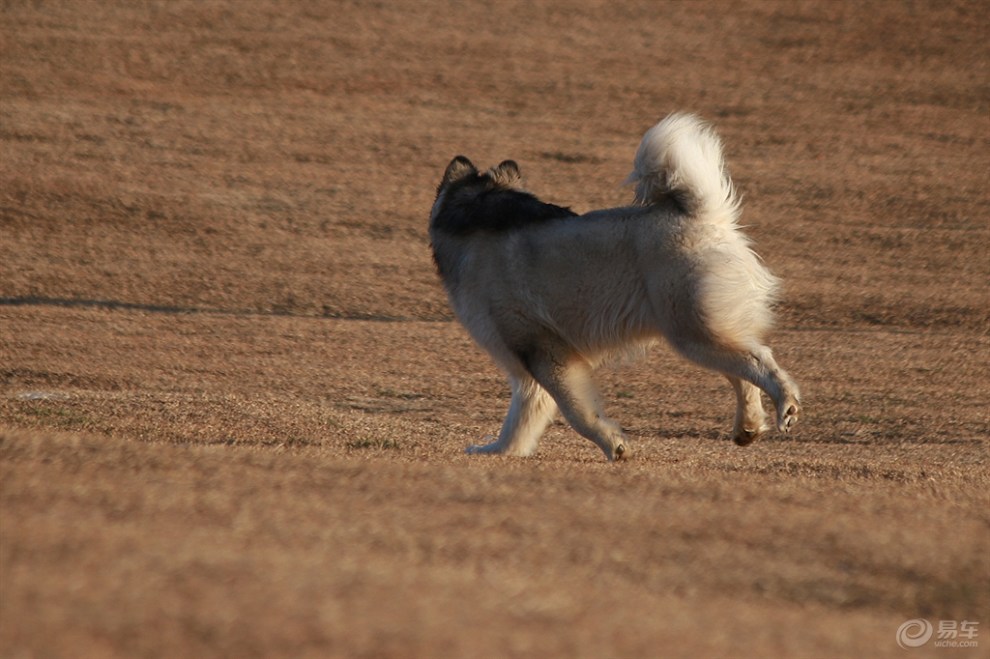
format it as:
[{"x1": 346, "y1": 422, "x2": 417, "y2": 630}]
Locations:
[{"x1": 429, "y1": 113, "x2": 800, "y2": 461}]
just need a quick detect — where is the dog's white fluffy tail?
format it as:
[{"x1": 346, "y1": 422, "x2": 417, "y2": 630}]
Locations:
[
  {"x1": 627, "y1": 113, "x2": 739, "y2": 225},
  {"x1": 628, "y1": 113, "x2": 781, "y2": 348}
]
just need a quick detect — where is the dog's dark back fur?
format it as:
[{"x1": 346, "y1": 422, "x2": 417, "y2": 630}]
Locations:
[{"x1": 430, "y1": 156, "x2": 576, "y2": 237}]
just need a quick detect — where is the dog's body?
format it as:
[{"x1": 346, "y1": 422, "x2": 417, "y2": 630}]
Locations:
[{"x1": 430, "y1": 113, "x2": 800, "y2": 461}]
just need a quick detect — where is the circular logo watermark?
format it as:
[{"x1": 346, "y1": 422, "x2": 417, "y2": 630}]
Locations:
[{"x1": 897, "y1": 619, "x2": 934, "y2": 649}]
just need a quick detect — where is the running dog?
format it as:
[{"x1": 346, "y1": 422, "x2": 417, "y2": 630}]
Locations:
[{"x1": 429, "y1": 113, "x2": 800, "y2": 461}]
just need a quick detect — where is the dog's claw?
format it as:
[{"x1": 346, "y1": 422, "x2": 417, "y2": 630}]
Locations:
[{"x1": 777, "y1": 403, "x2": 799, "y2": 434}]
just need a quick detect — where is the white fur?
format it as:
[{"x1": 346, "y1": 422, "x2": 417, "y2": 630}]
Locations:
[
  {"x1": 628, "y1": 113, "x2": 779, "y2": 350},
  {"x1": 431, "y1": 113, "x2": 801, "y2": 461}
]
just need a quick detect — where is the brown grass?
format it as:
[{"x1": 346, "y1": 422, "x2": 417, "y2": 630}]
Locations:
[{"x1": 2, "y1": 1, "x2": 988, "y2": 657}]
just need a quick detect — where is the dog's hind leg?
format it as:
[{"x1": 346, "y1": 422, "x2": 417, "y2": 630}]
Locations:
[
  {"x1": 673, "y1": 339, "x2": 800, "y2": 436},
  {"x1": 466, "y1": 375, "x2": 558, "y2": 457},
  {"x1": 524, "y1": 351, "x2": 629, "y2": 461},
  {"x1": 735, "y1": 344, "x2": 800, "y2": 434},
  {"x1": 727, "y1": 375, "x2": 770, "y2": 446}
]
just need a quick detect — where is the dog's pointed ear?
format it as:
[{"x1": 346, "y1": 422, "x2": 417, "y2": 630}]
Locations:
[
  {"x1": 489, "y1": 160, "x2": 522, "y2": 188},
  {"x1": 443, "y1": 156, "x2": 477, "y2": 184}
]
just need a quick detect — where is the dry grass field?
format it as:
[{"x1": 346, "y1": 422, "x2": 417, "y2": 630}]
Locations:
[{"x1": 1, "y1": 1, "x2": 988, "y2": 657}]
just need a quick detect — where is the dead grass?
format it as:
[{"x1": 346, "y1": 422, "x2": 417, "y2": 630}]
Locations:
[{"x1": 2, "y1": 0, "x2": 989, "y2": 657}]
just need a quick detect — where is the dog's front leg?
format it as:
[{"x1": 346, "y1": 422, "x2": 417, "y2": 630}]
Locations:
[
  {"x1": 526, "y1": 354, "x2": 630, "y2": 461},
  {"x1": 466, "y1": 376, "x2": 557, "y2": 457}
]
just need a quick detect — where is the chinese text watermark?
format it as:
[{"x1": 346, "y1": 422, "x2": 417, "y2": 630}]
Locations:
[{"x1": 897, "y1": 619, "x2": 980, "y2": 649}]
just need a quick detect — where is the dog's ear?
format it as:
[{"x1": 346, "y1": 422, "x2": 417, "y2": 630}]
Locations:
[
  {"x1": 442, "y1": 156, "x2": 478, "y2": 184},
  {"x1": 489, "y1": 160, "x2": 522, "y2": 188}
]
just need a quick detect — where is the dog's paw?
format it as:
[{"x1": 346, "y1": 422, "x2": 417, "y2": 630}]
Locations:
[
  {"x1": 732, "y1": 426, "x2": 767, "y2": 447},
  {"x1": 466, "y1": 435, "x2": 499, "y2": 455},
  {"x1": 609, "y1": 442, "x2": 630, "y2": 462},
  {"x1": 776, "y1": 400, "x2": 800, "y2": 434},
  {"x1": 466, "y1": 436, "x2": 538, "y2": 457}
]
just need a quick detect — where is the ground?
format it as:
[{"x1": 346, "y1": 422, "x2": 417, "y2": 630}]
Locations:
[{"x1": 1, "y1": 1, "x2": 988, "y2": 657}]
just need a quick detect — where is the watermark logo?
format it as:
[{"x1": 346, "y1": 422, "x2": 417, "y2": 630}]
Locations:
[
  {"x1": 897, "y1": 619, "x2": 934, "y2": 649},
  {"x1": 897, "y1": 619, "x2": 980, "y2": 649}
]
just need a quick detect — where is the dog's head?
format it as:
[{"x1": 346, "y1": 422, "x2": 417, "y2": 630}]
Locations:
[
  {"x1": 433, "y1": 156, "x2": 523, "y2": 206},
  {"x1": 430, "y1": 156, "x2": 574, "y2": 236}
]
